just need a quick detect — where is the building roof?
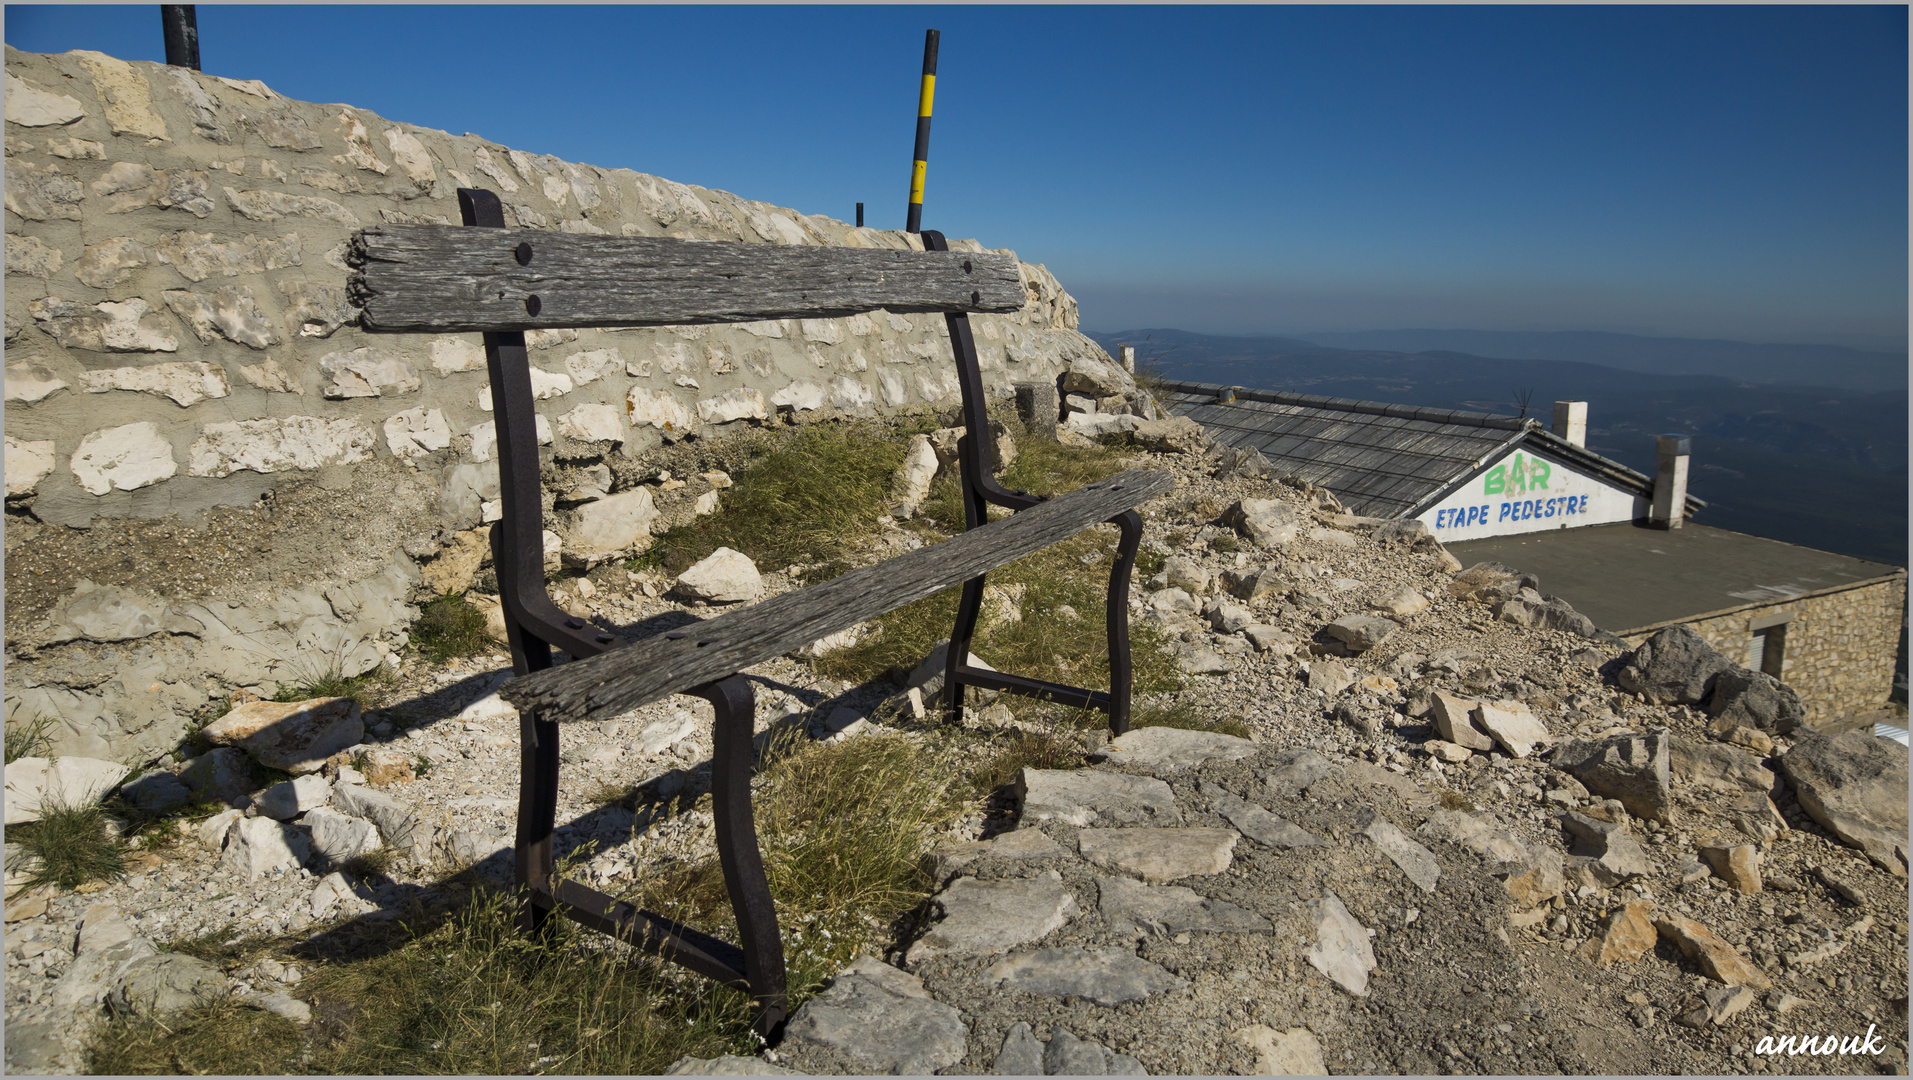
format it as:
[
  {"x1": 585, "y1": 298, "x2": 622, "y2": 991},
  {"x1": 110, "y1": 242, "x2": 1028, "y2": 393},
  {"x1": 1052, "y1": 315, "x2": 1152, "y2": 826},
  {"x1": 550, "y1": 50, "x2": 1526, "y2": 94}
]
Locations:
[
  {"x1": 1447, "y1": 521, "x2": 1904, "y2": 636},
  {"x1": 1157, "y1": 379, "x2": 1703, "y2": 520}
]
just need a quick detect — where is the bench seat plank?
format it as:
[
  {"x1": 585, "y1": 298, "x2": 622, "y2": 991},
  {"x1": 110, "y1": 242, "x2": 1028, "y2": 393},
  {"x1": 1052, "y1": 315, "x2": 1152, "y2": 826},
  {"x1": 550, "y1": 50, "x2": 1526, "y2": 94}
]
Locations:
[
  {"x1": 350, "y1": 225, "x2": 1026, "y2": 333},
  {"x1": 499, "y1": 467, "x2": 1174, "y2": 724}
]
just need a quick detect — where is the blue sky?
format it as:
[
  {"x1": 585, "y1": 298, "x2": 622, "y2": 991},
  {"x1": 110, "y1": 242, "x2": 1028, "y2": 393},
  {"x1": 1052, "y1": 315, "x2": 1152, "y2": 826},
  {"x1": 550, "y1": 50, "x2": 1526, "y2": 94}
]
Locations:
[{"x1": 6, "y1": 5, "x2": 1906, "y2": 348}]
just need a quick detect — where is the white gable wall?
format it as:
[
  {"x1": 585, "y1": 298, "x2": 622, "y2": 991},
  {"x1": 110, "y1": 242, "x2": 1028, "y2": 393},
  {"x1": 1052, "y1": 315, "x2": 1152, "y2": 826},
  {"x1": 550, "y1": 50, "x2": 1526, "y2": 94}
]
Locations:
[{"x1": 1416, "y1": 446, "x2": 1646, "y2": 543}]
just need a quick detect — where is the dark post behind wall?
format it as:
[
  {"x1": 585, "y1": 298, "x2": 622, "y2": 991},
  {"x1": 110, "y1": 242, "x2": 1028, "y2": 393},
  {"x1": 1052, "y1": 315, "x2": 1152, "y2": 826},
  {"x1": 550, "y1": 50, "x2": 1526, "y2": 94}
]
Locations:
[
  {"x1": 161, "y1": 6, "x2": 199, "y2": 70},
  {"x1": 904, "y1": 29, "x2": 938, "y2": 233}
]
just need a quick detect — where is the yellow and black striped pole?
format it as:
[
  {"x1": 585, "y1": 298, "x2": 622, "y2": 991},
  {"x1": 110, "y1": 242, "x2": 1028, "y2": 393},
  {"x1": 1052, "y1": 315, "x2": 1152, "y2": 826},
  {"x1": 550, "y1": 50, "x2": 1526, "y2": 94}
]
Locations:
[{"x1": 905, "y1": 29, "x2": 938, "y2": 234}]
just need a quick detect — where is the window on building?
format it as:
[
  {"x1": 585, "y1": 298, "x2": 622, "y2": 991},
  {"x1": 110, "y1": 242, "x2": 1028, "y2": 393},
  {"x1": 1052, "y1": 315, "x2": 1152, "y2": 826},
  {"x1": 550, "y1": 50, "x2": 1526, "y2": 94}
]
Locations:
[{"x1": 1751, "y1": 624, "x2": 1787, "y2": 678}]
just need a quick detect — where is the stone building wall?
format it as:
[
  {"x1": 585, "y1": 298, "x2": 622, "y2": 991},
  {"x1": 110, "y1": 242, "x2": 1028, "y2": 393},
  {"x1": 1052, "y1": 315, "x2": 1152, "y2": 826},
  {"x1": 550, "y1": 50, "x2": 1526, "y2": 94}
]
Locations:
[
  {"x1": 1622, "y1": 574, "x2": 1907, "y2": 727},
  {"x1": 1, "y1": 45, "x2": 1114, "y2": 763}
]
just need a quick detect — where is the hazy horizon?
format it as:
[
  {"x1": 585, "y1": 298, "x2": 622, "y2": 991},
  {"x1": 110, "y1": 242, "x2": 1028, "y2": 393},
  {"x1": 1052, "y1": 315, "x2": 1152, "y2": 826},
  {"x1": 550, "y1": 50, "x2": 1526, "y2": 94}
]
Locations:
[{"x1": 1079, "y1": 323, "x2": 1910, "y2": 356}]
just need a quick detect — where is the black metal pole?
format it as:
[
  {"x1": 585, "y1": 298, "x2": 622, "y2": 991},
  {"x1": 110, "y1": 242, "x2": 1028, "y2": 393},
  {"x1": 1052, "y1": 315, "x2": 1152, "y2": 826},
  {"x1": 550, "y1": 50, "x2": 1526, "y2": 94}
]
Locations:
[
  {"x1": 905, "y1": 29, "x2": 938, "y2": 234},
  {"x1": 856, "y1": 202, "x2": 864, "y2": 228},
  {"x1": 161, "y1": 6, "x2": 199, "y2": 70}
]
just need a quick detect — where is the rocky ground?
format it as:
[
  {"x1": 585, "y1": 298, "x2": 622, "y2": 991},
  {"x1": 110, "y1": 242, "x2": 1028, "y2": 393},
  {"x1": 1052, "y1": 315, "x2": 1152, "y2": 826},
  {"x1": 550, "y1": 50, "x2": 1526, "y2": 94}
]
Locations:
[{"x1": 5, "y1": 424, "x2": 1908, "y2": 1075}]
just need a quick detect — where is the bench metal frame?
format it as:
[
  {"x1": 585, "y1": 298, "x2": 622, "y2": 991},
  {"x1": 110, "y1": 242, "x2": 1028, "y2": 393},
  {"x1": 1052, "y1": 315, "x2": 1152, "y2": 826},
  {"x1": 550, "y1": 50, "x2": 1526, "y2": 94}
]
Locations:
[{"x1": 352, "y1": 188, "x2": 1159, "y2": 1043}]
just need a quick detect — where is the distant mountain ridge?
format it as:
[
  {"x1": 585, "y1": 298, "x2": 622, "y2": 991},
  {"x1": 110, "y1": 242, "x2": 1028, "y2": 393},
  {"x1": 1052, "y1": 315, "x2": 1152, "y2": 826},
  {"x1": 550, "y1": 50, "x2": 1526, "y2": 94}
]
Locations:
[{"x1": 1290, "y1": 329, "x2": 1907, "y2": 393}]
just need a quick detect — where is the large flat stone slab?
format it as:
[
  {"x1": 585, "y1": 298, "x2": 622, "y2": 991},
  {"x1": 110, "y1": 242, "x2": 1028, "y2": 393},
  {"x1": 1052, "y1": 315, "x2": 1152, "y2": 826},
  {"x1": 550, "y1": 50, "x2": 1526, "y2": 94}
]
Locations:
[
  {"x1": 201, "y1": 696, "x2": 363, "y2": 775},
  {"x1": 1654, "y1": 915, "x2": 1771, "y2": 989},
  {"x1": 905, "y1": 870, "x2": 1078, "y2": 963},
  {"x1": 1360, "y1": 815, "x2": 1441, "y2": 893},
  {"x1": 924, "y1": 827, "x2": 1066, "y2": 886},
  {"x1": 1259, "y1": 748, "x2": 1337, "y2": 798},
  {"x1": 1077, "y1": 827, "x2": 1237, "y2": 883},
  {"x1": 1042, "y1": 1027, "x2": 1148, "y2": 1075},
  {"x1": 780, "y1": 956, "x2": 968, "y2": 1075},
  {"x1": 1473, "y1": 700, "x2": 1550, "y2": 758},
  {"x1": 1097, "y1": 874, "x2": 1270, "y2": 940},
  {"x1": 1200, "y1": 782, "x2": 1323, "y2": 848},
  {"x1": 1551, "y1": 731, "x2": 1673, "y2": 824},
  {"x1": 1431, "y1": 692, "x2": 1493, "y2": 751},
  {"x1": 1018, "y1": 769, "x2": 1180, "y2": 828},
  {"x1": 1777, "y1": 731, "x2": 1909, "y2": 876},
  {"x1": 984, "y1": 946, "x2": 1188, "y2": 1005},
  {"x1": 1099, "y1": 726, "x2": 1258, "y2": 774},
  {"x1": 1305, "y1": 892, "x2": 1375, "y2": 996}
]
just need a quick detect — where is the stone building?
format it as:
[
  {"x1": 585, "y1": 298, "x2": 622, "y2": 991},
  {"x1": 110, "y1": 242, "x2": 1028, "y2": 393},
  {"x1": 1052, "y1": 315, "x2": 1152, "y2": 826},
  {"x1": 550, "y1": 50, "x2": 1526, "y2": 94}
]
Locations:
[
  {"x1": 1159, "y1": 379, "x2": 1906, "y2": 726},
  {"x1": 1449, "y1": 523, "x2": 1905, "y2": 729}
]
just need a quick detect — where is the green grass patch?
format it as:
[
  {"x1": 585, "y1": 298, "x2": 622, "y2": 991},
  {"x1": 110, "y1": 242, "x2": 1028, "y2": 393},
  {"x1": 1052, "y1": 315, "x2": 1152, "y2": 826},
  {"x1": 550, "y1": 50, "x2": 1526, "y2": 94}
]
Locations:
[
  {"x1": 9, "y1": 798, "x2": 126, "y2": 892},
  {"x1": 645, "y1": 421, "x2": 911, "y2": 575},
  {"x1": 410, "y1": 592, "x2": 490, "y2": 664}
]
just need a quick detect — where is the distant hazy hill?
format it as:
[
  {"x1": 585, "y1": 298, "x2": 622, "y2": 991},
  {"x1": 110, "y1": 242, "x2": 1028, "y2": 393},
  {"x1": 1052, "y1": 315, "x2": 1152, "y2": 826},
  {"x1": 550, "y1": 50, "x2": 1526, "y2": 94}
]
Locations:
[
  {"x1": 1292, "y1": 329, "x2": 1907, "y2": 393},
  {"x1": 1088, "y1": 328, "x2": 1907, "y2": 568}
]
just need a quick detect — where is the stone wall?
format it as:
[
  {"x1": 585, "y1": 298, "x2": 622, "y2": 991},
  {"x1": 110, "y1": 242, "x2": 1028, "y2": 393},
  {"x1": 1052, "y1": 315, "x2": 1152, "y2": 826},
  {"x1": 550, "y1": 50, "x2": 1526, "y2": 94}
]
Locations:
[
  {"x1": 2, "y1": 45, "x2": 1114, "y2": 763},
  {"x1": 1621, "y1": 574, "x2": 1907, "y2": 726}
]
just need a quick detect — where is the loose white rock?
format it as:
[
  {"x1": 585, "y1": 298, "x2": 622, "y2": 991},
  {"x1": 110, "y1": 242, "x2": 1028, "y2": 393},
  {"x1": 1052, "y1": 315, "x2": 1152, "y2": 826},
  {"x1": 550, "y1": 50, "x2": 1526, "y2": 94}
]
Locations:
[
  {"x1": 253, "y1": 774, "x2": 332, "y2": 820},
  {"x1": 1306, "y1": 892, "x2": 1376, "y2": 996},
  {"x1": 568, "y1": 487, "x2": 658, "y2": 558},
  {"x1": 221, "y1": 817, "x2": 312, "y2": 880},
  {"x1": 675, "y1": 547, "x2": 763, "y2": 603}
]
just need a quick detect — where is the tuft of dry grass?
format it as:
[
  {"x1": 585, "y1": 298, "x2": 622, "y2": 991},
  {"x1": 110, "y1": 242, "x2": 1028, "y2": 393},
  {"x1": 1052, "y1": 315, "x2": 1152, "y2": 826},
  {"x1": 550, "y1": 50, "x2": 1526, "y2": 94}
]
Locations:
[
  {"x1": 966, "y1": 727, "x2": 1088, "y2": 796},
  {"x1": 622, "y1": 730, "x2": 975, "y2": 990},
  {"x1": 91, "y1": 889, "x2": 753, "y2": 1075},
  {"x1": 5, "y1": 710, "x2": 53, "y2": 763},
  {"x1": 411, "y1": 592, "x2": 490, "y2": 664},
  {"x1": 1130, "y1": 699, "x2": 1253, "y2": 740},
  {"x1": 643, "y1": 420, "x2": 912, "y2": 575},
  {"x1": 273, "y1": 667, "x2": 388, "y2": 712},
  {"x1": 814, "y1": 530, "x2": 1182, "y2": 701},
  {"x1": 8, "y1": 796, "x2": 126, "y2": 893}
]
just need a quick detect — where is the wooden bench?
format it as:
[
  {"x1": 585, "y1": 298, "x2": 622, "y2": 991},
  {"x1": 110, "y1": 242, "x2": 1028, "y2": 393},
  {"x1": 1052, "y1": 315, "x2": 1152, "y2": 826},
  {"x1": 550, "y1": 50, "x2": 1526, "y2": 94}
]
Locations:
[{"x1": 351, "y1": 188, "x2": 1172, "y2": 1041}]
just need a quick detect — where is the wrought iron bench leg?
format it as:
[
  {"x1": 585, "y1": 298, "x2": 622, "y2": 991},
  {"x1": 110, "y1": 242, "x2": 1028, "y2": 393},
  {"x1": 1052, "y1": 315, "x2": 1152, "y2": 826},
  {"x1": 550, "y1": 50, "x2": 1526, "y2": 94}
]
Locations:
[
  {"x1": 695, "y1": 675, "x2": 788, "y2": 1042},
  {"x1": 495, "y1": 521, "x2": 562, "y2": 935},
  {"x1": 1104, "y1": 509, "x2": 1143, "y2": 736}
]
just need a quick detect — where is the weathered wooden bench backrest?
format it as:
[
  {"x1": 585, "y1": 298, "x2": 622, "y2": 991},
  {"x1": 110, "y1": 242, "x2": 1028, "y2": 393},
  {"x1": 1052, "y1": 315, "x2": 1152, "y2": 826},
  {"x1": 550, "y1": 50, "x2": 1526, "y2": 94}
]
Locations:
[
  {"x1": 350, "y1": 189, "x2": 1168, "y2": 1044},
  {"x1": 351, "y1": 221, "x2": 1025, "y2": 332}
]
